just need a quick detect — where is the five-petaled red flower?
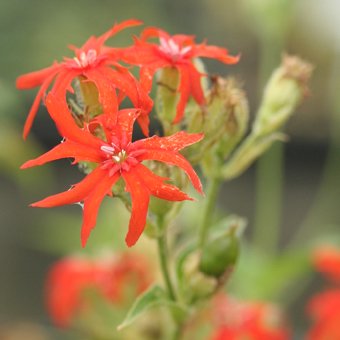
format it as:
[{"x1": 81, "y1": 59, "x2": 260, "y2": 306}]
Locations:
[
  {"x1": 121, "y1": 27, "x2": 239, "y2": 123},
  {"x1": 16, "y1": 19, "x2": 153, "y2": 138},
  {"x1": 21, "y1": 93, "x2": 203, "y2": 247}
]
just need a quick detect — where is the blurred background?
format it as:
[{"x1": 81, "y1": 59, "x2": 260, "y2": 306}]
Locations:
[{"x1": 1, "y1": 0, "x2": 339, "y2": 338}]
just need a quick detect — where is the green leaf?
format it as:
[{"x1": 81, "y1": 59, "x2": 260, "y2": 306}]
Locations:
[{"x1": 118, "y1": 285, "x2": 187, "y2": 331}]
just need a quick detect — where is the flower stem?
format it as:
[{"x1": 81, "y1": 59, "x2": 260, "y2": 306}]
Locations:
[
  {"x1": 157, "y1": 231, "x2": 176, "y2": 301},
  {"x1": 199, "y1": 177, "x2": 221, "y2": 248},
  {"x1": 253, "y1": 37, "x2": 283, "y2": 254}
]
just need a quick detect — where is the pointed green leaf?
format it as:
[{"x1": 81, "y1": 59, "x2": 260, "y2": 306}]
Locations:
[{"x1": 117, "y1": 285, "x2": 188, "y2": 331}]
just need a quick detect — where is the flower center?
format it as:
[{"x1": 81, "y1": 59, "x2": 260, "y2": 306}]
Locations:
[
  {"x1": 112, "y1": 149, "x2": 127, "y2": 164},
  {"x1": 100, "y1": 144, "x2": 141, "y2": 176},
  {"x1": 74, "y1": 49, "x2": 97, "y2": 68},
  {"x1": 158, "y1": 37, "x2": 192, "y2": 61}
]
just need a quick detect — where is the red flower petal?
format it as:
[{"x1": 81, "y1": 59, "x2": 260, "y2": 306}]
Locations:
[
  {"x1": 81, "y1": 172, "x2": 120, "y2": 247},
  {"x1": 138, "y1": 149, "x2": 203, "y2": 195},
  {"x1": 134, "y1": 164, "x2": 192, "y2": 201},
  {"x1": 140, "y1": 27, "x2": 170, "y2": 41},
  {"x1": 21, "y1": 140, "x2": 102, "y2": 169},
  {"x1": 45, "y1": 93, "x2": 103, "y2": 148},
  {"x1": 122, "y1": 170, "x2": 150, "y2": 247},
  {"x1": 95, "y1": 19, "x2": 143, "y2": 48},
  {"x1": 22, "y1": 70, "x2": 59, "y2": 139},
  {"x1": 191, "y1": 44, "x2": 240, "y2": 64},
  {"x1": 134, "y1": 131, "x2": 204, "y2": 152},
  {"x1": 52, "y1": 68, "x2": 78, "y2": 95},
  {"x1": 137, "y1": 113, "x2": 150, "y2": 137},
  {"x1": 114, "y1": 108, "x2": 141, "y2": 143},
  {"x1": 16, "y1": 63, "x2": 61, "y2": 89},
  {"x1": 84, "y1": 68, "x2": 119, "y2": 119},
  {"x1": 174, "y1": 65, "x2": 191, "y2": 124},
  {"x1": 187, "y1": 63, "x2": 205, "y2": 106},
  {"x1": 31, "y1": 167, "x2": 108, "y2": 207}
]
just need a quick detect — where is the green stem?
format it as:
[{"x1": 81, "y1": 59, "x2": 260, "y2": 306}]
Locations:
[
  {"x1": 157, "y1": 232, "x2": 176, "y2": 301},
  {"x1": 253, "y1": 37, "x2": 283, "y2": 254},
  {"x1": 253, "y1": 142, "x2": 283, "y2": 253},
  {"x1": 288, "y1": 47, "x2": 340, "y2": 247},
  {"x1": 199, "y1": 177, "x2": 221, "y2": 248}
]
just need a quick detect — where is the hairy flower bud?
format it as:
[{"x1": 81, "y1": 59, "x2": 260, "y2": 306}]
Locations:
[
  {"x1": 220, "y1": 54, "x2": 313, "y2": 180},
  {"x1": 254, "y1": 54, "x2": 313, "y2": 136},
  {"x1": 188, "y1": 77, "x2": 249, "y2": 175}
]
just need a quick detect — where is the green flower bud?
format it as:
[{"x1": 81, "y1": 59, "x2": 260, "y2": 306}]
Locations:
[
  {"x1": 177, "y1": 249, "x2": 218, "y2": 304},
  {"x1": 199, "y1": 217, "x2": 243, "y2": 278},
  {"x1": 220, "y1": 55, "x2": 313, "y2": 180},
  {"x1": 254, "y1": 54, "x2": 313, "y2": 137},
  {"x1": 155, "y1": 67, "x2": 180, "y2": 134},
  {"x1": 188, "y1": 77, "x2": 249, "y2": 175}
]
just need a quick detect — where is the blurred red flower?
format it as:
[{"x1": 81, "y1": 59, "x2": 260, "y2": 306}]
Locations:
[
  {"x1": 306, "y1": 289, "x2": 340, "y2": 340},
  {"x1": 210, "y1": 295, "x2": 290, "y2": 340},
  {"x1": 45, "y1": 253, "x2": 151, "y2": 328},
  {"x1": 313, "y1": 245, "x2": 340, "y2": 283}
]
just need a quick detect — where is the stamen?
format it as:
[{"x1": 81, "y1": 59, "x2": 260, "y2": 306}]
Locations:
[
  {"x1": 73, "y1": 49, "x2": 98, "y2": 68},
  {"x1": 101, "y1": 145, "x2": 115, "y2": 155},
  {"x1": 159, "y1": 37, "x2": 192, "y2": 60}
]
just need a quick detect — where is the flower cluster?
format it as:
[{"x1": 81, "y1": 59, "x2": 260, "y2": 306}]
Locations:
[
  {"x1": 18, "y1": 20, "x2": 239, "y2": 247},
  {"x1": 210, "y1": 295, "x2": 290, "y2": 340},
  {"x1": 306, "y1": 246, "x2": 340, "y2": 339},
  {"x1": 45, "y1": 253, "x2": 151, "y2": 327}
]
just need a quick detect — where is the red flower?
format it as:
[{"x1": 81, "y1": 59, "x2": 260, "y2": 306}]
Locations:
[
  {"x1": 122, "y1": 27, "x2": 239, "y2": 123},
  {"x1": 313, "y1": 245, "x2": 340, "y2": 283},
  {"x1": 45, "y1": 253, "x2": 151, "y2": 328},
  {"x1": 21, "y1": 93, "x2": 203, "y2": 247},
  {"x1": 210, "y1": 295, "x2": 290, "y2": 340},
  {"x1": 306, "y1": 289, "x2": 340, "y2": 340},
  {"x1": 16, "y1": 19, "x2": 153, "y2": 138}
]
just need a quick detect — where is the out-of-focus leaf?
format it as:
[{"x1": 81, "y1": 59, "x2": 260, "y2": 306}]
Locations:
[
  {"x1": 229, "y1": 244, "x2": 312, "y2": 303},
  {"x1": 0, "y1": 120, "x2": 53, "y2": 190},
  {"x1": 27, "y1": 199, "x2": 130, "y2": 255},
  {"x1": 118, "y1": 285, "x2": 187, "y2": 331}
]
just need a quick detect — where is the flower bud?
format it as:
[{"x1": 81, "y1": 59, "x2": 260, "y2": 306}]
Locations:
[
  {"x1": 199, "y1": 216, "x2": 244, "y2": 278},
  {"x1": 187, "y1": 77, "x2": 249, "y2": 171},
  {"x1": 155, "y1": 67, "x2": 181, "y2": 134},
  {"x1": 177, "y1": 249, "x2": 219, "y2": 304},
  {"x1": 254, "y1": 54, "x2": 313, "y2": 137},
  {"x1": 220, "y1": 55, "x2": 313, "y2": 180}
]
